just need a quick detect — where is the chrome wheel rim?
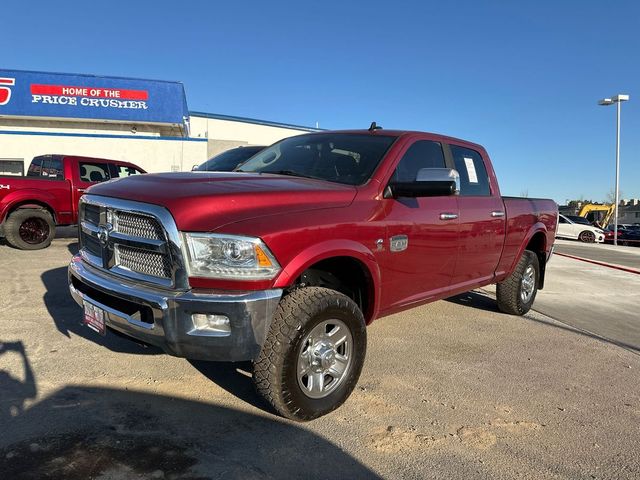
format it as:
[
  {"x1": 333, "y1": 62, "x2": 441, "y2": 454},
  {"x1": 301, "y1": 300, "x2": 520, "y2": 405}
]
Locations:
[
  {"x1": 297, "y1": 319, "x2": 353, "y2": 399},
  {"x1": 520, "y1": 264, "x2": 536, "y2": 303}
]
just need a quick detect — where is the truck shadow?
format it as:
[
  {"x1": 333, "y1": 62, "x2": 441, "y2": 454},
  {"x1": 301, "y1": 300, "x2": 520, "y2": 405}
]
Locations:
[
  {"x1": 0, "y1": 384, "x2": 378, "y2": 479},
  {"x1": 446, "y1": 290, "x2": 640, "y2": 356},
  {"x1": 67, "y1": 241, "x2": 79, "y2": 255},
  {"x1": 54, "y1": 226, "x2": 79, "y2": 240},
  {"x1": 41, "y1": 266, "x2": 161, "y2": 355},
  {"x1": 188, "y1": 360, "x2": 270, "y2": 412},
  {"x1": 444, "y1": 290, "x2": 499, "y2": 312}
]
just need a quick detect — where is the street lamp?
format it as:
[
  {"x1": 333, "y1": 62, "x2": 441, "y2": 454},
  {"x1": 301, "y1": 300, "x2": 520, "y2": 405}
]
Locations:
[{"x1": 598, "y1": 94, "x2": 630, "y2": 246}]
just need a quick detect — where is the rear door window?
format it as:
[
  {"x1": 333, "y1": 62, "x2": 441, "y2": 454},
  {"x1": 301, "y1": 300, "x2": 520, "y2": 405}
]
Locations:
[
  {"x1": 112, "y1": 164, "x2": 144, "y2": 178},
  {"x1": 41, "y1": 156, "x2": 64, "y2": 180},
  {"x1": 450, "y1": 145, "x2": 491, "y2": 196},
  {"x1": 79, "y1": 162, "x2": 111, "y2": 183},
  {"x1": 393, "y1": 140, "x2": 446, "y2": 182}
]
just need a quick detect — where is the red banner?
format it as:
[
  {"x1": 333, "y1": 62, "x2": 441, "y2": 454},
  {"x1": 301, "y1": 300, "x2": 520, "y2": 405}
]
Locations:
[{"x1": 30, "y1": 84, "x2": 148, "y2": 100}]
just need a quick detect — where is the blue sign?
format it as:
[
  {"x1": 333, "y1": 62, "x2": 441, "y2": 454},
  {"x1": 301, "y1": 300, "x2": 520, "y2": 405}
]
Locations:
[{"x1": 0, "y1": 69, "x2": 188, "y2": 126}]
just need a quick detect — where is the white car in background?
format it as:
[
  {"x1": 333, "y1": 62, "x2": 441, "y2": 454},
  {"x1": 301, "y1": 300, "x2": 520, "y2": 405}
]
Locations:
[{"x1": 556, "y1": 214, "x2": 605, "y2": 243}]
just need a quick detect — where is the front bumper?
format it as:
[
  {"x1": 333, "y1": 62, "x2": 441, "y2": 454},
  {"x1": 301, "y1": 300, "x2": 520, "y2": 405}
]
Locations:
[{"x1": 68, "y1": 255, "x2": 282, "y2": 361}]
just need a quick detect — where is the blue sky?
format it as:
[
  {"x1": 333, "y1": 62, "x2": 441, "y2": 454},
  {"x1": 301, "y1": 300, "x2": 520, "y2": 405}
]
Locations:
[{"x1": 3, "y1": 1, "x2": 638, "y2": 203}]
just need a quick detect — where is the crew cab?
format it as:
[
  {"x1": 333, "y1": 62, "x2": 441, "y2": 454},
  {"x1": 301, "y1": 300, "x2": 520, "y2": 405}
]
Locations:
[
  {"x1": 68, "y1": 128, "x2": 558, "y2": 421},
  {"x1": 0, "y1": 155, "x2": 145, "y2": 249}
]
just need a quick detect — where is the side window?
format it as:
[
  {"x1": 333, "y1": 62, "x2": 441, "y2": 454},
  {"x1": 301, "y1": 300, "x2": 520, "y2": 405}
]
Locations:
[
  {"x1": 27, "y1": 157, "x2": 43, "y2": 177},
  {"x1": 558, "y1": 216, "x2": 568, "y2": 224},
  {"x1": 41, "y1": 156, "x2": 64, "y2": 180},
  {"x1": 450, "y1": 145, "x2": 491, "y2": 196},
  {"x1": 79, "y1": 162, "x2": 111, "y2": 183},
  {"x1": 113, "y1": 165, "x2": 143, "y2": 178},
  {"x1": 393, "y1": 140, "x2": 446, "y2": 182}
]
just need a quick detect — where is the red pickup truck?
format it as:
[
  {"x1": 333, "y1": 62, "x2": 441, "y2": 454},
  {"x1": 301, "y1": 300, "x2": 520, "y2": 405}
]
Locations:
[
  {"x1": 68, "y1": 129, "x2": 557, "y2": 420},
  {"x1": 0, "y1": 155, "x2": 145, "y2": 250}
]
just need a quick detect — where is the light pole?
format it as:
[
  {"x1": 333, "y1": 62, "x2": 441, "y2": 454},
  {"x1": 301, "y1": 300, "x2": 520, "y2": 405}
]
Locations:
[{"x1": 598, "y1": 94, "x2": 630, "y2": 246}]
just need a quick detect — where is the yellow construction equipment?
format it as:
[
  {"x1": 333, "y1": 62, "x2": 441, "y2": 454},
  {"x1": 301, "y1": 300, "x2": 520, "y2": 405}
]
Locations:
[{"x1": 577, "y1": 203, "x2": 614, "y2": 228}]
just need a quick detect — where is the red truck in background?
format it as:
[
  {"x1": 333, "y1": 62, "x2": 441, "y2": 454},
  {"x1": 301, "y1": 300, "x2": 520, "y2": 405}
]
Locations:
[
  {"x1": 68, "y1": 128, "x2": 558, "y2": 421},
  {"x1": 0, "y1": 155, "x2": 145, "y2": 250}
]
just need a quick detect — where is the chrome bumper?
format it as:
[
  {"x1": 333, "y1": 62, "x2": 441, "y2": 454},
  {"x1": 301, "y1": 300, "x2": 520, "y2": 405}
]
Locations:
[{"x1": 68, "y1": 254, "x2": 282, "y2": 361}]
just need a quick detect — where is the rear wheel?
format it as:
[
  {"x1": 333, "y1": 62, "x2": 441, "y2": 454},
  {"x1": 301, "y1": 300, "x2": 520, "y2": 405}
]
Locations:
[
  {"x1": 496, "y1": 250, "x2": 539, "y2": 315},
  {"x1": 253, "y1": 287, "x2": 367, "y2": 421},
  {"x1": 579, "y1": 230, "x2": 596, "y2": 243},
  {"x1": 4, "y1": 209, "x2": 56, "y2": 250}
]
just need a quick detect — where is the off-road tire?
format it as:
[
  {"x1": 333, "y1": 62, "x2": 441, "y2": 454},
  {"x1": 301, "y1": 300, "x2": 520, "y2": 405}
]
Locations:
[
  {"x1": 496, "y1": 250, "x2": 539, "y2": 315},
  {"x1": 4, "y1": 208, "x2": 56, "y2": 250},
  {"x1": 253, "y1": 286, "x2": 367, "y2": 421}
]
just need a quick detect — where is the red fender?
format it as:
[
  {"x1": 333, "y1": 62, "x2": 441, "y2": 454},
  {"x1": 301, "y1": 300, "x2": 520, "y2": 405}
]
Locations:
[{"x1": 273, "y1": 239, "x2": 382, "y2": 322}]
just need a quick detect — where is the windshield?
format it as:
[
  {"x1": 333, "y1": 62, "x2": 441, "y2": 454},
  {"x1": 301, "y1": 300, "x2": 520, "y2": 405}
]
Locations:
[
  {"x1": 196, "y1": 146, "x2": 265, "y2": 172},
  {"x1": 237, "y1": 133, "x2": 397, "y2": 185}
]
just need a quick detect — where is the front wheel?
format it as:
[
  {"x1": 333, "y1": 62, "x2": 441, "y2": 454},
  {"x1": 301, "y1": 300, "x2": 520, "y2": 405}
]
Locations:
[
  {"x1": 253, "y1": 287, "x2": 367, "y2": 421},
  {"x1": 579, "y1": 230, "x2": 596, "y2": 243},
  {"x1": 4, "y1": 208, "x2": 56, "y2": 250},
  {"x1": 496, "y1": 250, "x2": 539, "y2": 315}
]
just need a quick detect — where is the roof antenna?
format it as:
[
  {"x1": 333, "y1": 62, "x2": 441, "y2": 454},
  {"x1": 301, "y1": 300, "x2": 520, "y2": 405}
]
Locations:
[{"x1": 369, "y1": 121, "x2": 382, "y2": 132}]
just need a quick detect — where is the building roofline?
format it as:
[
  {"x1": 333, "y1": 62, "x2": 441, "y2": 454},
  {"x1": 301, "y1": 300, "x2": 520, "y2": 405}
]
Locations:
[
  {"x1": 189, "y1": 111, "x2": 322, "y2": 132},
  {"x1": 0, "y1": 68, "x2": 185, "y2": 85}
]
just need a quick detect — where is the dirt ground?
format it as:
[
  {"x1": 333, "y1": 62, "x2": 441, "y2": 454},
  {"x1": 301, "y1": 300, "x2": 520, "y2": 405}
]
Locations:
[{"x1": 1, "y1": 235, "x2": 639, "y2": 479}]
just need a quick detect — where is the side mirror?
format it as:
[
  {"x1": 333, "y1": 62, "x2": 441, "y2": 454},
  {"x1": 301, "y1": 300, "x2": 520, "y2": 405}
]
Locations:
[
  {"x1": 191, "y1": 165, "x2": 200, "y2": 171},
  {"x1": 384, "y1": 168, "x2": 460, "y2": 198}
]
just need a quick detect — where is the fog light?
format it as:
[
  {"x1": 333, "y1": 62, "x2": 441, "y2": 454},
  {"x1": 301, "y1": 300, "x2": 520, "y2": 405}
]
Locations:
[{"x1": 189, "y1": 314, "x2": 231, "y2": 337}]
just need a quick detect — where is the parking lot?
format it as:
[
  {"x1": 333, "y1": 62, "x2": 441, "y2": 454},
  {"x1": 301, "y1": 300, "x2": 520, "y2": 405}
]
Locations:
[{"x1": 1, "y1": 234, "x2": 639, "y2": 479}]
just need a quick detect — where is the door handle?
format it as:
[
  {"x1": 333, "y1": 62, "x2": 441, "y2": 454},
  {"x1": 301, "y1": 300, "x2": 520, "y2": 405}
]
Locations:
[
  {"x1": 77, "y1": 188, "x2": 87, "y2": 193},
  {"x1": 491, "y1": 211, "x2": 505, "y2": 217},
  {"x1": 439, "y1": 213, "x2": 458, "y2": 220}
]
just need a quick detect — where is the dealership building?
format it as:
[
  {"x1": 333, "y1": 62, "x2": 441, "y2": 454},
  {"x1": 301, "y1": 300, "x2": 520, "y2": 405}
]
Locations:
[{"x1": 0, "y1": 69, "x2": 317, "y2": 175}]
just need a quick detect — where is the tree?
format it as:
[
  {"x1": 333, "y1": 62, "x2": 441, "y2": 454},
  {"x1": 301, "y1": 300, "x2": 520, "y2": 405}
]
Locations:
[{"x1": 605, "y1": 188, "x2": 624, "y2": 205}]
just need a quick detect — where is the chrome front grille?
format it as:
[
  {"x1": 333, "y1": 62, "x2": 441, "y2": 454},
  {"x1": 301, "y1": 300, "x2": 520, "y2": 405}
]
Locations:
[
  {"x1": 115, "y1": 245, "x2": 172, "y2": 278},
  {"x1": 84, "y1": 204, "x2": 101, "y2": 225},
  {"x1": 78, "y1": 195, "x2": 187, "y2": 288},
  {"x1": 83, "y1": 233, "x2": 102, "y2": 258},
  {"x1": 115, "y1": 211, "x2": 165, "y2": 240}
]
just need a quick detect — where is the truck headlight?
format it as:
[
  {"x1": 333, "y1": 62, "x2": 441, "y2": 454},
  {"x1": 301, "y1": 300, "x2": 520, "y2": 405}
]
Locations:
[{"x1": 182, "y1": 233, "x2": 280, "y2": 280}]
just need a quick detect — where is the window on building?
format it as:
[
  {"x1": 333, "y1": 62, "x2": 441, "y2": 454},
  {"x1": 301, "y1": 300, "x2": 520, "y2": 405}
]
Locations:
[
  {"x1": 450, "y1": 145, "x2": 491, "y2": 196},
  {"x1": 0, "y1": 159, "x2": 24, "y2": 176},
  {"x1": 392, "y1": 140, "x2": 446, "y2": 182},
  {"x1": 79, "y1": 162, "x2": 111, "y2": 183}
]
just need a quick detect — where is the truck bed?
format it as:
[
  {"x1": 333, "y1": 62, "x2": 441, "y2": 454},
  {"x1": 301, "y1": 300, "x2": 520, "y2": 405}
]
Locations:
[{"x1": 496, "y1": 196, "x2": 558, "y2": 280}]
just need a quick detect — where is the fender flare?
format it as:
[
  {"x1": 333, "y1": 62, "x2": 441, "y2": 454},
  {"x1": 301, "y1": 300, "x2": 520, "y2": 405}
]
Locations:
[
  {"x1": 273, "y1": 239, "x2": 382, "y2": 322},
  {"x1": 508, "y1": 222, "x2": 549, "y2": 288}
]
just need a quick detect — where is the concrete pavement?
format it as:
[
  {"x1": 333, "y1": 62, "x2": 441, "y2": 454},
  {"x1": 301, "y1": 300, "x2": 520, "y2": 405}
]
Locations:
[{"x1": 1, "y1": 237, "x2": 639, "y2": 479}]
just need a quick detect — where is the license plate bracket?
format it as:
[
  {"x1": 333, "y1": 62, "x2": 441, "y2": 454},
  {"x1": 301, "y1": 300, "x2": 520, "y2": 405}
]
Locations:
[{"x1": 83, "y1": 301, "x2": 106, "y2": 336}]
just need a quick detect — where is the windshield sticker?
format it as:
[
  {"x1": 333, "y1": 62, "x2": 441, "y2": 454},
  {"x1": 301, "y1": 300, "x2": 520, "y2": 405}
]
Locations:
[{"x1": 464, "y1": 157, "x2": 478, "y2": 184}]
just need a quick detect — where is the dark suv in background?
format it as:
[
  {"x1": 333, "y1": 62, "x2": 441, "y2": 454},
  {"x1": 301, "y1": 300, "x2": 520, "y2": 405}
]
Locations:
[{"x1": 193, "y1": 145, "x2": 266, "y2": 172}]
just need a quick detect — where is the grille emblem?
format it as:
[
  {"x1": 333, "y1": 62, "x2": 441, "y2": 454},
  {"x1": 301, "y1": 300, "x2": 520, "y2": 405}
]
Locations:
[{"x1": 97, "y1": 223, "x2": 113, "y2": 246}]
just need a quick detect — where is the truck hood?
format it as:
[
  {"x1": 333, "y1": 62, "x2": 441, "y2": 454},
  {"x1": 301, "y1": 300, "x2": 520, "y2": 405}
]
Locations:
[{"x1": 89, "y1": 172, "x2": 357, "y2": 231}]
